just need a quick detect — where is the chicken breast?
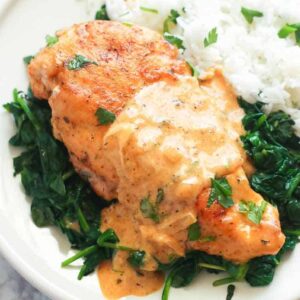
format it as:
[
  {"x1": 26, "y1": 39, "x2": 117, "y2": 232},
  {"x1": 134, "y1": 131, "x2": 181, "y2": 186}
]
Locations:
[
  {"x1": 193, "y1": 167, "x2": 285, "y2": 262},
  {"x1": 28, "y1": 21, "x2": 189, "y2": 199},
  {"x1": 28, "y1": 21, "x2": 285, "y2": 296}
]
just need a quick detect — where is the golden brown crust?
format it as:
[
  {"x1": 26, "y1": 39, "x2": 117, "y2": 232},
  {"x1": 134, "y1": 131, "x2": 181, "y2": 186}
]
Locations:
[{"x1": 28, "y1": 21, "x2": 190, "y2": 199}]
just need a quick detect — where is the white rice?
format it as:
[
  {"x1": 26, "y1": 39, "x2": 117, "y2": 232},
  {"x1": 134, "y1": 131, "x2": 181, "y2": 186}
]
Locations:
[{"x1": 88, "y1": 0, "x2": 300, "y2": 135}]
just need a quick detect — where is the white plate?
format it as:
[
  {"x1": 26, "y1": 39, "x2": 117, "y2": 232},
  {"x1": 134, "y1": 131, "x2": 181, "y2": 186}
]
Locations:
[{"x1": 0, "y1": 1, "x2": 299, "y2": 300}]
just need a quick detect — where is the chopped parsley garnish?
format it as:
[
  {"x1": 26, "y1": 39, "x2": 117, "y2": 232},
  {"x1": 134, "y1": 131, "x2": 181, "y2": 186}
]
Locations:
[
  {"x1": 199, "y1": 236, "x2": 216, "y2": 242},
  {"x1": 164, "y1": 33, "x2": 185, "y2": 50},
  {"x1": 67, "y1": 55, "x2": 98, "y2": 70},
  {"x1": 188, "y1": 222, "x2": 201, "y2": 241},
  {"x1": 140, "y1": 6, "x2": 159, "y2": 14},
  {"x1": 95, "y1": 108, "x2": 116, "y2": 125},
  {"x1": 239, "y1": 200, "x2": 267, "y2": 224},
  {"x1": 186, "y1": 61, "x2": 200, "y2": 78},
  {"x1": 278, "y1": 23, "x2": 300, "y2": 45},
  {"x1": 45, "y1": 34, "x2": 58, "y2": 47},
  {"x1": 140, "y1": 196, "x2": 160, "y2": 223},
  {"x1": 241, "y1": 7, "x2": 264, "y2": 24},
  {"x1": 95, "y1": 4, "x2": 110, "y2": 20},
  {"x1": 23, "y1": 55, "x2": 34, "y2": 65},
  {"x1": 156, "y1": 188, "x2": 165, "y2": 204},
  {"x1": 207, "y1": 178, "x2": 234, "y2": 208},
  {"x1": 163, "y1": 9, "x2": 180, "y2": 33},
  {"x1": 204, "y1": 27, "x2": 218, "y2": 48},
  {"x1": 127, "y1": 250, "x2": 145, "y2": 268},
  {"x1": 140, "y1": 189, "x2": 164, "y2": 223},
  {"x1": 122, "y1": 22, "x2": 133, "y2": 28}
]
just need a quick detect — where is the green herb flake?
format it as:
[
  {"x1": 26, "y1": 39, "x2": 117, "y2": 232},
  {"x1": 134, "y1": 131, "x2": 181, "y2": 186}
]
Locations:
[
  {"x1": 140, "y1": 6, "x2": 159, "y2": 14},
  {"x1": 95, "y1": 4, "x2": 110, "y2": 20},
  {"x1": 278, "y1": 23, "x2": 300, "y2": 45},
  {"x1": 122, "y1": 22, "x2": 133, "y2": 27},
  {"x1": 241, "y1": 7, "x2": 264, "y2": 24},
  {"x1": 45, "y1": 34, "x2": 59, "y2": 47},
  {"x1": 164, "y1": 33, "x2": 185, "y2": 50},
  {"x1": 67, "y1": 55, "x2": 98, "y2": 71},
  {"x1": 239, "y1": 200, "x2": 267, "y2": 224},
  {"x1": 140, "y1": 196, "x2": 160, "y2": 223},
  {"x1": 186, "y1": 61, "x2": 200, "y2": 78},
  {"x1": 95, "y1": 108, "x2": 116, "y2": 125},
  {"x1": 127, "y1": 250, "x2": 145, "y2": 268},
  {"x1": 23, "y1": 55, "x2": 34, "y2": 65},
  {"x1": 204, "y1": 27, "x2": 218, "y2": 48},
  {"x1": 188, "y1": 222, "x2": 201, "y2": 241},
  {"x1": 163, "y1": 9, "x2": 180, "y2": 33},
  {"x1": 199, "y1": 236, "x2": 216, "y2": 242},
  {"x1": 156, "y1": 188, "x2": 165, "y2": 204},
  {"x1": 207, "y1": 178, "x2": 234, "y2": 208}
]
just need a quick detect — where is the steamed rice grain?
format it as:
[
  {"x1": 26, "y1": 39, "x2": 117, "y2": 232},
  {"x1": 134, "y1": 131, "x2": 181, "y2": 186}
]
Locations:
[{"x1": 87, "y1": 0, "x2": 300, "y2": 135}]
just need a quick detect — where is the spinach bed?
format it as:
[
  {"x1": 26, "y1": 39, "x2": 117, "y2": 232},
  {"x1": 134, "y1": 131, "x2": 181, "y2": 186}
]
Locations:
[{"x1": 4, "y1": 90, "x2": 300, "y2": 299}]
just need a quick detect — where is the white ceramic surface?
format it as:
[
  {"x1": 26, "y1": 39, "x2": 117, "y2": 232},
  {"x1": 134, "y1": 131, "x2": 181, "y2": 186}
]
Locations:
[{"x1": 0, "y1": 1, "x2": 299, "y2": 300}]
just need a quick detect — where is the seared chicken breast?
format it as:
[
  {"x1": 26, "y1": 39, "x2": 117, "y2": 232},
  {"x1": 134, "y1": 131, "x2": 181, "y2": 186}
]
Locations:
[
  {"x1": 28, "y1": 21, "x2": 285, "y2": 296},
  {"x1": 28, "y1": 21, "x2": 189, "y2": 199}
]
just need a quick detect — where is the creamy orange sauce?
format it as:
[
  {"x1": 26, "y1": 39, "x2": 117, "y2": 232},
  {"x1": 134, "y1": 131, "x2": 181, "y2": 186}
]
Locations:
[
  {"x1": 98, "y1": 261, "x2": 164, "y2": 299},
  {"x1": 97, "y1": 72, "x2": 284, "y2": 298}
]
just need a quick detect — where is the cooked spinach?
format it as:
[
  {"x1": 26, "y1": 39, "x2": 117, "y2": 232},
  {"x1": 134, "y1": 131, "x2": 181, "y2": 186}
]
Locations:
[
  {"x1": 128, "y1": 250, "x2": 146, "y2": 268},
  {"x1": 5, "y1": 87, "x2": 299, "y2": 299},
  {"x1": 226, "y1": 284, "x2": 235, "y2": 300},
  {"x1": 238, "y1": 97, "x2": 300, "y2": 286},
  {"x1": 4, "y1": 89, "x2": 112, "y2": 278}
]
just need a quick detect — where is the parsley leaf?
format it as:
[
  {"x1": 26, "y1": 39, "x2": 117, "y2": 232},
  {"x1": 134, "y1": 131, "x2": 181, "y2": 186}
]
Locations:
[
  {"x1": 156, "y1": 188, "x2": 165, "y2": 204},
  {"x1": 239, "y1": 200, "x2": 267, "y2": 224},
  {"x1": 186, "y1": 61, "x2": 200, "y2": 78},
  {"x1": 23, "y1": 55, "x2": 34, "y2": 65},
  {"x1": 207, "y1": 178, "x2": 234, "y2": 208},
  {"x1": 278, "y1": 23, "x2": 300, "y2": 45},
  {"x1": 140, "y1": 6, "x2": 159, "y2": 14},
  {"x1": 204, "y1": 27, "x2": 218, "y2": 48},
  {"x1": 95, "y1": 4, "x2": 110, "y2": 20},
  {"x1": 241, "y1": 7, "x2": 264, "y2": 24},
  {"x1": 199, "y1": 236, "x2": 216, "y2": 242},
  {"x1": 127, "y1": 251, "x2": 145, "y2": 268},
  {"x1": 188, "y1": 222, "x2": 201, "y2": 241},
  {"x1": 164, "y1": 33, "x2": 185, "y2": 50},
  {"x1": 140, "y1": 196, "x2": 160, "y2": 223},
  {"x1": 67, "y1": 55, "x2": 98, "y2": 70},
  {"x1": 45, "y1": 34, "x2": 59, "y2": 47},
  {"x1": 95, "y1": 108, "x2": 116, "y2": 125},
  {"x1": 163, "y1": 9, "x2": 180, "y2": 33}
]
